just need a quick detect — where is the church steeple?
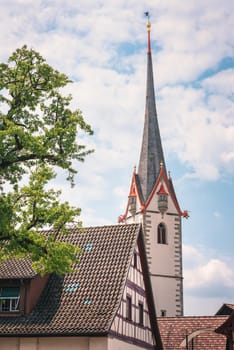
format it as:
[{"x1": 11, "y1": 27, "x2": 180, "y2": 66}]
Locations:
[
  {"x1": 138, "y1": 18, "x2": 166, "y2": 202},
  {"x1": 121, "y1": 17, "x2": 187, "y2": 317}
]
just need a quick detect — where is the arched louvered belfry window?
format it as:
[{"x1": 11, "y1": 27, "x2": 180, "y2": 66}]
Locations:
[{"x1": 157, "y1": 223, "x2": 167, "y2": 244}]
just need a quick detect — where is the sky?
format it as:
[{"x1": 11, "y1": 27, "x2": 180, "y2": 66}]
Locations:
[{"x1": 1, "y1": 0, "x2": 233, "y2": 316}]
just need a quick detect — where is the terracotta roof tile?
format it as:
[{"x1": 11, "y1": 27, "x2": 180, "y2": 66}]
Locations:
[
  {"x1": 158, "y1": 316, "x2": 228, "y2": 350},
  {"x1": 0, "y1": 224, "x2": 140, "y2": 336},
  {"x1": 0, "y1": 258, "x2": 36, "y2": 279}
]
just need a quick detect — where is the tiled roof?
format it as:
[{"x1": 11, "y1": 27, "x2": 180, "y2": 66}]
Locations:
[
  {"x1": 216, "y1": 310, "x2": 234, "y2": 334},
  {"x1": 0, "y1": 224, "x2": 141, "y2": 336},
  {"x1": 0, "y1": 258, "x2": 36, "y2": 279},
  {"x1": 225, "y1": 303, "x2": 234, "y2": 310},
  {"x1": 216, "y1": 303, "x2": 234, "y2": 315},
  {"x1": 158, "y1": 316, "x2": 228, "y2": 350}
]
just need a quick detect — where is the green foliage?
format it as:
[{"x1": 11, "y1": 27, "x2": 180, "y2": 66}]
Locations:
[{"x1": 0, "y1": 45, "x2": 93, "y2": 275}]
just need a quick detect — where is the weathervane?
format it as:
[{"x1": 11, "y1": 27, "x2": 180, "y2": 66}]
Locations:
[{"x1": 144, "y1": 11, "x2": 150, "y2": 20}]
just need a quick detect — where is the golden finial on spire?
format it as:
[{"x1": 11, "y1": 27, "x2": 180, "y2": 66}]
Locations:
[
  {"x1": 145, "y1": 11, "x2": 151, "y2": 29},
  {"x1": 146, "y1": 21, "x2": 151, "y2": 31},
  {"x1": 160, "y1": 161, "x2": 164, "y2": 168},
  {"x1": 144, "y1": 11, "x2": 151, "y2": 53}
]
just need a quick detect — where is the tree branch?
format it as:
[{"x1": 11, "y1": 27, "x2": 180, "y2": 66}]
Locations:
[{"x1": 0, "y1": 153, "x2": 61, "y2": 169}]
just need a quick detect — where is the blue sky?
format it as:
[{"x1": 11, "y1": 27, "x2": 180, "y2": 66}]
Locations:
[{"x1": 1, "y1": 0, "x2": 233, "y2": 316}]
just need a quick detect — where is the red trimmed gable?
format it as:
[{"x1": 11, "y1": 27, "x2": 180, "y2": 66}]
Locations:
[
  {"x1": 144, "y1": 165, "x2": 186, "y2": 217},
  {"x1": 157, "y1": 183, "x2": 168, "y2": 195},
  {"x1": 119, "y1": 170, "x2": 145, "y2": 223},
  {"x1": 119, "y1": 165, "x2": 189, "y2": 222}
]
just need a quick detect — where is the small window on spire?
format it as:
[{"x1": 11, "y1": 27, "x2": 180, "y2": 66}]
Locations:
[{"x1": 157, "y1": 223, "x2": 167, "y2": 244}]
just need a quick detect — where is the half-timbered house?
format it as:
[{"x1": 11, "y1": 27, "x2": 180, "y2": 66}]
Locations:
[{"x1": 0, "y1": 224, "x2": 163, "y2": 350}]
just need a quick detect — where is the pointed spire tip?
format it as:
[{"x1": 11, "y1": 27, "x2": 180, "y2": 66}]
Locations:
[{"x1": 145, "y1": 11, "x2": 151, "y2": 53}]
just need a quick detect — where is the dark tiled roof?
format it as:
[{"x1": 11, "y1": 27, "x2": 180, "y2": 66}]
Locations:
[
  {"x1": 0, "y1": 224, "x2": 140, "y2": 336},
  {"x1": 0, "y1": 258, "x2": 36, "y2": 279},
  {"x1": 216, "y1": 303, "x2": 234, "y2": 315},
  {"x1": 158, "y1": 316, "x2": 228, "y2": 350},
  {"x1": 216, "y1": 310, "x2": 234, "y2": 334},
  {"x1": 225, "y1": 303, "x2": 234, "y2": 310}
]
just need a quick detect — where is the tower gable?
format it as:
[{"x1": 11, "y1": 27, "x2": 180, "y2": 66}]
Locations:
[
  {"x1": 144, "y1": 166, "x2": 183, "y2": 216},
  {"x1": 119, "y1": 170, "x2": 143, "y2": 223}
]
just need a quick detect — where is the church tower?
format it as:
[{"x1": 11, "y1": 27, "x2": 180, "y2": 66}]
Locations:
[{"x1": 119, "y1": 18, "x2": 188, "y2": 317}]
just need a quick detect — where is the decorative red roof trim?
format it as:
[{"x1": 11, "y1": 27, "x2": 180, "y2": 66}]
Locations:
[
  {"x1": 118, "y1": 166, "x2": 189, "y2": 222},
  {"x1": 118, "y1": 214, "x2": 126, "y2": 223},
  {"x1": 144, "y1": 166, "x2": 185, "y2": 217},
  {"x1": 129, "y1": 183, "x2": 136, "y2": 197},
  {"x1": 157, "y1": 183, "x2": 168, "y2": 195},
  {"x1": 118, "y1": 169, "x2": 145, "y2": 222}
]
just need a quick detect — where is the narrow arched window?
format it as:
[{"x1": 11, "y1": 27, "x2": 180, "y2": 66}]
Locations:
[{"x1": 157, "y1": 223, "x2": 167, "y2": 244}]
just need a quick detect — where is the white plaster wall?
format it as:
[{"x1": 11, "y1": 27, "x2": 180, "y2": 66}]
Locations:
[
  {"x1": 0, "y1": 336, "x2": 149, "y2": 350},
  {"x1": 0, "y1": 337, "x2": 108, "y2": 350},
  {"x1": 148, "y1": 212, "x2": 179, "y2": 275},
  {"x1": 151, "y1": 275, "x2": 178, "y2": 317},
  {"x1": 0, "y1": 338, "x2": 19, "y2": 350},
  {"x1": 108, "y1": 336, "x2": 150, "y2": 350},
  {"x1": 89, "y1": 337, "x2": 108, "y2": 350}
]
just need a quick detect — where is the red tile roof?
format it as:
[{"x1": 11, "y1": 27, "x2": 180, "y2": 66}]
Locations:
[{"x1": 158, "y1": 316, "x2": 228, "y2": 350}]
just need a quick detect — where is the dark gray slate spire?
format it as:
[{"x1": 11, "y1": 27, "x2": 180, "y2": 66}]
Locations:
[{"x1": 138, "y1": 22, "x2": 166, "y2": 202}]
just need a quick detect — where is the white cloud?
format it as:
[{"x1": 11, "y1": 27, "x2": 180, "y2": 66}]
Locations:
[
  {"x1": 158, "y1": 82, "x2": 234, "y2": 180},
  {"x1": 183, "y1": 244, "x2": 205, "y2": 267},
  {"x1": 183, "y1": 244, "x2": 234, "y2": 315},
  {"x1": 184, "y1": 258, "x2": 234, "y2": 290},
  {"x1": 202, "y1": 69, "x2": 234, "y2": 96}
]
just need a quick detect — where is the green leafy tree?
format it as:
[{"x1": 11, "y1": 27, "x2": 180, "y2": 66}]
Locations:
[{"x1": 0, "y1": 46, "x2": 93, "y2": 274}]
